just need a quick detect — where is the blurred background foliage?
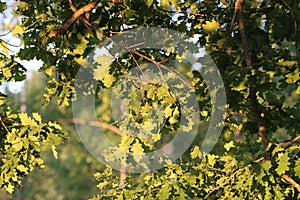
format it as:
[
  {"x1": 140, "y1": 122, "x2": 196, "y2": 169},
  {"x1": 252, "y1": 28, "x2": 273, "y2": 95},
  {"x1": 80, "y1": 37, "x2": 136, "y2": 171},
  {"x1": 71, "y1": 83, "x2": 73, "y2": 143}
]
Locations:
[{"x1": 0, "y1": 0, "x2": 299, "y2": 199}]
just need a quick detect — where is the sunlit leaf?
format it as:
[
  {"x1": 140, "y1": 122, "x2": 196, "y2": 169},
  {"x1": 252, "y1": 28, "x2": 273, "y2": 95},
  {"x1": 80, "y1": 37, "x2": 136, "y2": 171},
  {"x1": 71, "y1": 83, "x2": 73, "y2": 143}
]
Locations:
[
  {"x1": 276, "y1": 152, "x2": 290, "y2": 175},
  {"x1": 19, "y1": 113, "x2": 37, "y2": 126},
  {"x1": 11, "y1": 25, "x2": 24, "y2": 35}
]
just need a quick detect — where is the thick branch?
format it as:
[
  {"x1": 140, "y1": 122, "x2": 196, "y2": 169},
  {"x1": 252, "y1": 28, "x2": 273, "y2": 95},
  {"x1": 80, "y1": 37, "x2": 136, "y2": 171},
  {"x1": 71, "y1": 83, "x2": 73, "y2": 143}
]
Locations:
[
  {"x1": 233, "y1": 0, "x2": 269, "y2": 156},
  {"x1": 48, "y1": 0, "x2": 100, "y2": 38},
  {"x1": 73, "y1": 118, "x2": 123, "y2": 136},
  {"x1": 249, "y1": 85, "x2": 268, "y2": 149},
  {"x1": 68, "y1": 0, "x2": 93, "y2": 31},
  {"x1": 285, "y1": 134, "x2": 300, "y2": 148},
  {"x1": 59, "y1": 118, "x2": 123, "y2": 136},
  {"x1": 282, "y1": 174, "x2": 300, "y2": 192},
  {"x1": 235, "y1": 0, "x2": 252, "y2": 70}
]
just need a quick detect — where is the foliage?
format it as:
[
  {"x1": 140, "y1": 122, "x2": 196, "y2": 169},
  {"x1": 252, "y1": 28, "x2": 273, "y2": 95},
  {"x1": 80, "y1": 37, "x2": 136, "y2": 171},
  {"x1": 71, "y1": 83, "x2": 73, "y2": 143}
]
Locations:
[
  {"x1": 18, "y1": 72, "x2": 101, "y2": 199},
  {"x1": 92, "y1": 142, "x2": 300, "y2": 199},
  {"x1": 0, "y1": 0, "x2": 299, "y2": 199},
  {"x1": 0, "y1": 102, "x2": 65, "y2": 193}
]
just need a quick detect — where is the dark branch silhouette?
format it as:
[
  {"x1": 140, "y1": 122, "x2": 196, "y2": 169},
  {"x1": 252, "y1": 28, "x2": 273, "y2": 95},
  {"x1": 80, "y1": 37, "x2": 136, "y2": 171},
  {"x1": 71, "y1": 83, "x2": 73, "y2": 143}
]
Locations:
[{"x1": 48, "y1": 0, "x2": 100, "y2": 38}]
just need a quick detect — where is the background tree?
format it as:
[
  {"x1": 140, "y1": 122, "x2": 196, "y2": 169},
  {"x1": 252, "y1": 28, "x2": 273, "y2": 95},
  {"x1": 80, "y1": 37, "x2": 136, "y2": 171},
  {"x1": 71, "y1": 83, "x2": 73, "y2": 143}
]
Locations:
[{"x1": 0, "y1": 0, "x2": 299, "y2": 199}]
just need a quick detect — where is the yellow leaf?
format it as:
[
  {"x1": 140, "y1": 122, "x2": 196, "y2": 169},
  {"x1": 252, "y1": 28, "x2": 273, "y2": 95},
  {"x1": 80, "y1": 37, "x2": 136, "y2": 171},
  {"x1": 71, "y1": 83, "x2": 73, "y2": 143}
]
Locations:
[
  {"x1": 97, "y1": 180, "x2": 109, "y2": 189},
  {"x1": 102, "y1": 73, "x2": 116, "y2": 88},
  {"x1": 201, "y1": 110, "x2": 208, "y2": 117},
  {"x1": 11, "y1": 25, "x2": 24, "y2": 35},
  {"x1": 0, "y1": 40, "x2": 9, "y2": 56},
  {"x1": 52, "y1": 145, "x2": 58, "y2": 159},
  {"x1": 131, "y1": 140, "x2": 144, "y2": 162},
  {"x1": 224, "y1": 141, "x2": 235, "y2": 151},
  {"x1": 5, "y1": 184, "x2": 14, "y2": 194},
  {"x1": 296, "y1": 85, "x2": 300, "y2": 94},
  {"x1": 190, "y1": 146, "x2": 201, "y2": 159},
  {"x1": 173, "y1": 107, "x2": 179, "y2": 117},
  {"x1": 161, "y1": 0, "x2": 171, "y2": 10},
  {"x1": 96, "y1": 55, "x2": 114, "y2": 65},
  {"x1": 19, "y1": 113, "x2": 37, "y2": 126},
  {"x1": 207, "y1": 154, "x2": 218, "y2": 166},
  {"x1": 48, "y1": 122, "x2": 62, "y2": 130},
  {"x1": 12, "y1": 140, "x2": 23, "y2": 151},
  {"x1": 0, "y1": 95, "x2": 6, "y2": 105},
  {"x1": 17, "y1": 164, "x2": 28, "y2": 173},
  {"x1": 169, "y1": 116, "x2": 178, "y2": 124},
  {"x1": 35, "y1": 158, "x2": 45, "y2": 168},
  {"x1": 94, "y1": 172, "x2": 103, "y2": 179},
  {"x1": 45, "y1": 66, "x2": 55, "y2": 76},
  {"x1": 32, "y1": 113, "x2": 42, "y2": 124},
  {"x1": 18, "y1": 1, "x2": 29, "y2": 11},
  {"x1": 202, "y1": 19, "x2": 220, "y2": 33},
  {"x1": 151, "y1": 133, "x2": 161, "y2": 142}
]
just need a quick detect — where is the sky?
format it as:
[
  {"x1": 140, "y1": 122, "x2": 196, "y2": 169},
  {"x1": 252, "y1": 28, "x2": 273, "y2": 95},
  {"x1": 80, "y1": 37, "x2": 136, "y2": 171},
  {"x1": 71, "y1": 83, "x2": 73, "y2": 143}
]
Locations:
[{"x1": 0, "y1": 0, "x2": 43, "y2": 94}]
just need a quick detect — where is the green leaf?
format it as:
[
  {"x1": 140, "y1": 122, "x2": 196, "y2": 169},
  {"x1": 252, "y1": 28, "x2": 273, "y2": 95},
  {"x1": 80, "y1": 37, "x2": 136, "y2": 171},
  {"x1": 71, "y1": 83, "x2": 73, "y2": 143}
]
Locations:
[
  {"x1": 73, "y1": 37, "x2": 88, "y2": 55},
  {"x1": 285, "y1": 68, "x2": 300, "y2": 83},
  {"x1": 262, "y1": 160, "x2": 272, "y2": 172},
  {"x1": 295, "y1": 160, "x2": 300, "y2": 178},
  {"x1": 147, "y1": 0, "x2": 153, "y2": 7},
  {"x1": 275, "y1": 152, "x2": 290, "y2": 175},
  {"x1": 277, "y1": 59, "x2": 297, "y2": 67},
  {"x1": 124, "y1": 190, "x2": 135, "y2": 199},
  {"x1": 202, "y1": 19, "x2": 220, "y2": 33},
  {"x1": 158, "y1": 184, "x2": 170, "y2": 200},
  {"x1": 160, "y1": 0, "x2": 170, "y2": 10}
]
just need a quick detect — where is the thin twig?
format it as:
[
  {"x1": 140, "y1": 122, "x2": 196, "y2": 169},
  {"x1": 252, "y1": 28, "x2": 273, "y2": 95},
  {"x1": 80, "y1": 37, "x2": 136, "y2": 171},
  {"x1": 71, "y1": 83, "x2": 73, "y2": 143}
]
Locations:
[
  {"x1": 204, "y1": 168, "x2": 242, "y2": 199},
  {"x1": 132, "y1": 51, "x2": 195, "y2": 90},
  {"x1": 278, "y1": 0, "x2": 297, "y2": 35},
  {"x1": 0, "y1": 31, "x2": 12, "y2": 37},
  {"x1": 226, "y1": 2, "x2": 238, "y2": 40},
  {"x1": 0, "y1": 38, "x2": 23, "y2": 48},
  {"x1": 158, "y1": 7, "x2": 204, "y2": 17},
  {"x1": 0, "y1": 116, "x2": 9, "y2": 133}
]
